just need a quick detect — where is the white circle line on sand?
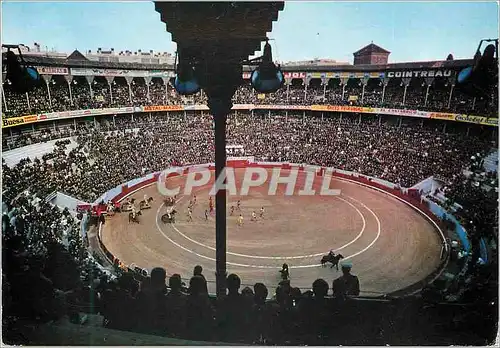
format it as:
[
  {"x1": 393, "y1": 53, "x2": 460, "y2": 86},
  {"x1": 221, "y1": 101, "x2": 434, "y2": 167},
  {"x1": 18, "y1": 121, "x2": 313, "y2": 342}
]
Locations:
[
  {"x1": 166, "y1": 195, "x2": 367, "y2": 260},
  {"x1": 154, "y1": 194, "x2": 381, "y2": 269}
]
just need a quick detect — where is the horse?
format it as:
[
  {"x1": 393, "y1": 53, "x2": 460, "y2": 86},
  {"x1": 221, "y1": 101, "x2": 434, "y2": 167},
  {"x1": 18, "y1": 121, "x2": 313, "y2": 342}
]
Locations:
[
  {"x1": 320, "y1": 253, "x2": 344, "y2": 270},
  {"x1": 139, "y1": 197, "x2": 154, "y2": 210},
  {"x1": 128, "y1": 210, "x2": 142, "y2": 224},
  {"x1": 161, "y1": 209, "x2": 177, "y2": 224}
]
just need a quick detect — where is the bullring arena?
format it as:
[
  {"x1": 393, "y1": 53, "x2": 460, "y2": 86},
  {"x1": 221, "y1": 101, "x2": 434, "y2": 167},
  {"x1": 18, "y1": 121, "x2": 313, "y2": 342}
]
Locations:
[{"x1": 100, "y1": 165, "x2": 444, "y2": 296}]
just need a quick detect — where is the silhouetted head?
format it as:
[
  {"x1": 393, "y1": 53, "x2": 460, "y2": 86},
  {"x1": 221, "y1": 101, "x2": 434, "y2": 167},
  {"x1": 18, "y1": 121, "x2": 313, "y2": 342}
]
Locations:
[
  {"x1": 242, "y1": 286, "x2": 254, "y2": 297},
  {"x1": 193, "y1": 265, "x2": 203, "y2": 276},
  {"x1": 169, "y1": 273, "x2": 182, "y2": 291},
  {"x1": 341, "y1": 262, "x2": 352, "y2": 275},
  {"x1": 226, "y1": 273, "x2": 241, "y2": 294},
  {"x1": 151, "y1": 267, "x2": 167, "y2": 288},
  {"x1": 312, "y1": 278, "x2": 329, "y2": 298},
  {"x1": 254, "y1": 282, "x2": 268, "y2": 304}
]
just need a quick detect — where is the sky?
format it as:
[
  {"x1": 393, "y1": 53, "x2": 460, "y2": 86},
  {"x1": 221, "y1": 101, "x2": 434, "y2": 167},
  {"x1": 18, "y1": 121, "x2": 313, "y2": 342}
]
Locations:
[{"x1": 1, "y1": 1, "x2": 499, "y2": 63}]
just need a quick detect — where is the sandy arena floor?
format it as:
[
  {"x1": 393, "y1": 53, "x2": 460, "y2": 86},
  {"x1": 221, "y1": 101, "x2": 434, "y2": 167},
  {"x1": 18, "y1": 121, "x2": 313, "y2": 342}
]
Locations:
[{"x1": 101, "y1": 169, "x2": 442, "y2": 295}]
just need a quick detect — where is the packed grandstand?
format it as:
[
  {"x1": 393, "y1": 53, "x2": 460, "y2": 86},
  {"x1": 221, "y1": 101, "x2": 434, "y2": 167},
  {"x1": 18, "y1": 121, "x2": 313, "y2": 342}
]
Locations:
[{"x1": 2, "y1": 41, "x2": 499, "y2": 345}]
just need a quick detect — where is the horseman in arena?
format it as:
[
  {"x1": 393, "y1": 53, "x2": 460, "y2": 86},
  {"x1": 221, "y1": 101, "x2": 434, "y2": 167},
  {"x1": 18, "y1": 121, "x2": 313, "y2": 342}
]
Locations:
[
  {"x1": 328, "y1": 249, "x2": 336, "y2": 259},
  {"x1": 106, "y1": 200, "x2": 115, "y2": 216},
  {"x1": 131, "y1": 203, "x2": 138, "y2": 221}
]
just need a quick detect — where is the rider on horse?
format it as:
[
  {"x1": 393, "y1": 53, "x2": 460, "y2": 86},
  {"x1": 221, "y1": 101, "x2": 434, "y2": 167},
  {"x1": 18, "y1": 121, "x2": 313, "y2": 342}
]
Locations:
[
  {"x1": 131, "y1": 204, "x2": 137, "y2": 220},
  {"x1": 328, "y1": 249, "x2": 336, "y2": 259}
]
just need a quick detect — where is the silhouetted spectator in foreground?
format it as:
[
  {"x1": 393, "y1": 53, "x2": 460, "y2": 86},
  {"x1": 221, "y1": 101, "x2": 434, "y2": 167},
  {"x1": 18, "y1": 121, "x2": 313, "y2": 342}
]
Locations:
[
  {"x1": 165, "y1": 274, "x2": 187, "y2": 337},
  {"x1": 136, "y1": 267, "x2": 168, "y2": 335},
  {"x1": 332, "y1": 261, "x2": 360, "y2": 299},
  {"x1": 298, "y1": 278, "x2": 332, "y2": 343},
  {"x1": 186, "y1": 275, "x2": 214, "y2": 341},
  {"x1": 251, "y1": 282, "x2": 279, "y2": 343},
  {"x1": 217, "y1": 273, "x2": 250, "y2": 342},
  {"x1": 193, "y1": 265, "x2": 208, "y2": 293}
]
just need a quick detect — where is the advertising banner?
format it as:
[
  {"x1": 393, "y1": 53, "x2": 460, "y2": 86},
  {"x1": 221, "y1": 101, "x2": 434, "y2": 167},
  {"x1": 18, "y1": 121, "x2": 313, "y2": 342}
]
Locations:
[
  {"x1": 454, "y1": 115, "x2": 498, "y2": 126},
  {"x1": 430, "y1": 112, "x2": 456, "y2": 121},
  {"x1": 310, "y1": 105, "x2": 369, "y2": 113},
  {"x1": 283, "y1": 72, "x2": 306, "y2": 79},
  {"x1": 23, "y1": 115, "x2": 39, "y2": 124},
  {"x1": 70, "y1": 68, "x2": 173, "y2": 78},
  {"x1": 232, "y1": 104, "x2": 254, "y2": 110},
  {"x1": 2, "y1": 116, "x2": 25, "y2": 128},
  {"x1": 307, "y1": 72, "x2": 326, "y2": 79},
  {"x1": 378, "y1": 108, "x2": 429, "y2": 118},
  {"x1": 386, "y1": 70, "x2": 453, "y2": 78},
  {"x1": 142, "y1": 105, "x2": 184, "y2": 112},
  {"x1": 36, "y1": 66, "x2": 69, "y2": 75},
  {"x1": 254, "y1": 105, "x2": 310, "y2": 110}
]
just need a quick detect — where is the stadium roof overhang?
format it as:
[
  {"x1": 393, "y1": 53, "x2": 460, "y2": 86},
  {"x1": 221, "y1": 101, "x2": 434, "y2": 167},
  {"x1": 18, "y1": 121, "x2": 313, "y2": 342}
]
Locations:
[
  {"x1": 155, "y1": 2, "x2": 284, "y2": 64},
  {"x1": 154, "y1": 1, "x2": 284, "y2": 98}
]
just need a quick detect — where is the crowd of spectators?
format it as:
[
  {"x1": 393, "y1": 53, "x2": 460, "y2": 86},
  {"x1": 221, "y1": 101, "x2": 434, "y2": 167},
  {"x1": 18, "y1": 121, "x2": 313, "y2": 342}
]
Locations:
[
  {"x1": 3, "y1": 112, "x2": 496, "y2": 199},
  {"x1": 84, "y1": 265, "x2": 360, "y2": 344},
  {"x1": 2, "y1": 76, "x2": 497, "y2": 118}
]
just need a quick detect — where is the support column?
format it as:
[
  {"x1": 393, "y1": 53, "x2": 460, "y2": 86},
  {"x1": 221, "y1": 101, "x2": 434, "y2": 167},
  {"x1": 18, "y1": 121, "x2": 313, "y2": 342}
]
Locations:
[
  {"x1": 447, "y1": 84, "x2": 455, "y2": 109},
  {"x1": 64, "y1": 75, "x2": 74, "y2": 105},
  {"x1": 341, "y1": 78, "x2": 348, "y2": 101},
  {"x1": 202, "y1": 62, "x2": 241, "y2": 299},
  {"x1": 125, "y1": 77, "x2": 134, "y2": 104},
  {"x1": 162, "y1": 77, "x2": 169, "y2": 103},
  {"x1": 285, "y1": 79, "x2": 291, "y2": 103},
  {"x1": 466, "y1": 126, "x2": 470, "y2": 136},
  {"x1": 472, "y1": 97, "x2": 476, "y2": 110},
  {"x1": 1, "y1": 85, "x2": 8, "y2": 111},
  {"x1": 360, "y1": 76, "x2": 369, "y2": 104},
  {"x1": 113, "y1": 115, "x2": 116, "y2": 127},
  {"x1": 85, "y1": 75, "x2": 95, "y2": 99},
  {"x1": 105, "y1": 76, "x2": 115, "y2": 105},
  {"x1": 42, "y1": 75, "x2": 53, "y2": 108},
  {"x1": 423, "y1": 77, "x2": 434, "y2": 107},
  {"x1": 401, "y1": 77, "x2": 411, "y2": 106},
  {"x1": 322, "y1": 77, "x2": 328, "y2": 101},
  {"x1": 144, "y1": 76, "x2": 152, "y2": 102},
  {"x1": 381, "y1": 78, "x2": 389, "y2": 104},
  {"x1": 303, "y1": 76, "x2": 310, "y2": 101},
  {"x1": 321, "y1": 112, "x2": 324, "y2": 122},
  {"x1": 285, "y1": 110, "x2": 288, "y2": 123},
  {"x1": 209, "y1": 98, "x2": 230, "y2": 298},
  {"x1": 26, "y1": 92, "x2": 31, "y2": 112},
  {"x1": 443, "y1": 122, "x2": 447, "y2": 133},
  {"x1": 378, "y1": 115, "x2": 382, "y2": 126}
]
